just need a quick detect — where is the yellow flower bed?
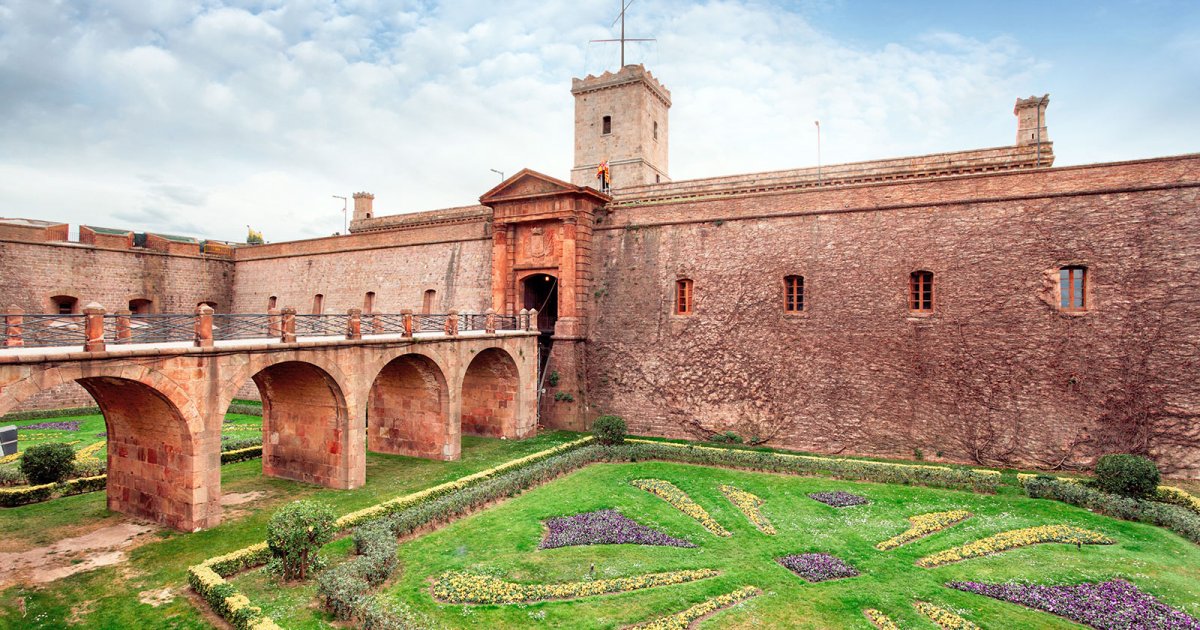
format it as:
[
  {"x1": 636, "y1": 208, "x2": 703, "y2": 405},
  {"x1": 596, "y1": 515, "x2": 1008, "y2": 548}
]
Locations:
[
  {"x1": 864, "y1": 608, "x2": 901, "y2": 630},
  {"x1": 0, "y1": 451, "x2": 20, "y2": 465},
  {"x1": 917, "y1": 524, "x2": 1114, "y2": 568},
  {"x1": 431, "y1": 568, "x2": 720, "y2": 604},
  {"x1": 631, "y1": 479, "x2": 730, "y2": 536},
  {"x1": 719, "y1": 484, "x2": 775, "y2": 535},
  {"x1": 876, "y1": 510, "x2": 971, "y2": 551},
  {"x1": 1158, "y1": 485, "x2": 1200, "y2": 512},
  {"x1": 914, "y1": 602, "x2": 980, "y2": 629},
  {"x1": 74, "y1": 441, "x2": 105, "y2": 464},
  {"x1": 629, "y1": 585, "x2": 760, "y2": 629}
]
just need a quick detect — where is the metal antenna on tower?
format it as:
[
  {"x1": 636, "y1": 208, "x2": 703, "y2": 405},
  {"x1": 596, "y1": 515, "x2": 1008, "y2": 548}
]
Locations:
[{"x1": 590, "y1": 0, "x2": 656, "y2": 68}]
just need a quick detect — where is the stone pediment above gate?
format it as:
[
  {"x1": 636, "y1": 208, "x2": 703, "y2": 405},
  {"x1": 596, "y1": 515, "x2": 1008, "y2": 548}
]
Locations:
[{"x1": 480, "y1": 169, "x2": 609, "y2": 224}]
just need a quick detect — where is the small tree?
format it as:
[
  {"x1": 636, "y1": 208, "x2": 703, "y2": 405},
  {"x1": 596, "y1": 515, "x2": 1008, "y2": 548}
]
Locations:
[
  {"x1": 20, "y1": 442, "x2": 76, "y2": 485},
  {"x1": 267, "y1": 500, "x2": 336, "y2": 581},
  {"x1": 1094, "y1": 454, "x2": 1160, "y2": 499},
  {"x1": 593, "y1": 415, "x2": 627, "y2": 445}
]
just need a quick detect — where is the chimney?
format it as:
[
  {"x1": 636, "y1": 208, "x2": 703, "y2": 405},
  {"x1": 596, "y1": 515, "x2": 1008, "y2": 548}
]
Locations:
[
  {"x1": 352, "y1": 192, "x2": 375, "y2": 222},
  {"x1": 1014, "y1": 94, "x2": 1050, "y2": 146}
]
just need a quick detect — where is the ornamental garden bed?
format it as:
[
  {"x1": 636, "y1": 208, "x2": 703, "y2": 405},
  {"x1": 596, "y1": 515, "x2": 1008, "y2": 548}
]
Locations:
[{"x1": 208, "y1": 443, "x2": 1200, "y2": 629}]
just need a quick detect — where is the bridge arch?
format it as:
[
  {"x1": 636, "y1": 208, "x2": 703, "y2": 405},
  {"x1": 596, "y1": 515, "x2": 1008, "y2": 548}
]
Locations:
[
  {"x1": 460, "y1": 347, "x2": 522, "y2": 438},
  {"x1": 0, "y1": 365, "x2": 217, "y2": 531},
  {"x1": 250, "y1": 360, "x2": 353, "y2": 488},
  {"x1": 366, "y1": 352, "x2": 453, "y2": 460}
]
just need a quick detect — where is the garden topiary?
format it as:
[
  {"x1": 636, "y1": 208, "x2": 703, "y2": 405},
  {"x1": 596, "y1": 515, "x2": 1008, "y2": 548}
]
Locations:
[
  {"x1": 1094, "y1": 454, "x2": 1160, "y2": 499},
  {"x1": 267, "y1": 500, "x2": 337, "y2": 581},
  {"x1": 592, "y1": 415, "x2": 626, "y2": 445},
  {"x1": 20, "y1": 442, "x2": 77, "y2": 485}
]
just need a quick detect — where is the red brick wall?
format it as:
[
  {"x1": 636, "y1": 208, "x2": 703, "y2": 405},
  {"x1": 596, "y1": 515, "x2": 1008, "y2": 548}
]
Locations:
[
  {"x1": 0, "y1": 240, "x2": 233, "y2": 314},
  {"x1": 231, "y1": 221, "x2": 493, "y2": 315},
  {"x1": 586, "y1": 156, "x2": 1200, "y2": 475}
]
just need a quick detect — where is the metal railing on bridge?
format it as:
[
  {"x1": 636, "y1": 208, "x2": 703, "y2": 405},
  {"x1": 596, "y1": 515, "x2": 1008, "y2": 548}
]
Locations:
[{"x1": 2, "y1": 304, "x2": 537, "y2": 352}]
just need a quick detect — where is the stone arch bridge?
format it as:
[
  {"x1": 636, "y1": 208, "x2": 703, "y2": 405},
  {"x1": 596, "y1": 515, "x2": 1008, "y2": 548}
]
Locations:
[{"x1": 0, "y1": 308, "x2": 539, "y2": 531}]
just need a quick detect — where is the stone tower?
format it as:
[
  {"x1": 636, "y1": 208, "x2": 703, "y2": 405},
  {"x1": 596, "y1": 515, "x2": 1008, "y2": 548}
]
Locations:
[
  {"x1": 1014, "y1": 94, "x2": 1050, "y2": 146},
  {"x1": 570, "y1": 64, "x2": 671, "y2": 190},
  {"x1": 352, "y1": 191, "x2": 374, "y2": 222}
]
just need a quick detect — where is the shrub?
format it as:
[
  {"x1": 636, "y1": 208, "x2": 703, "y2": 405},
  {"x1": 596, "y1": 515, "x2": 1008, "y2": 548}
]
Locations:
[
  {"x1": 0, "y1": 465, "x2": 26, "y2": 487},
  {"x1": 222, "y1": 437, "x2": 264, "y2": 452},
  {"x1": 267, "y1": 500, "x2": 336, "y2": 581},
  {"x1": 592, "y1": 415, "x2": 626, "y2": 445},
  {"x1": 221, "y1": 446, "x2": 263, "y2": 464},
  {"x1": 710, "y1": 431, "x2": 743, "y2": 444},
  {"x1": 20, "y1": 442, "x2": 77, "y2": 485},
  {"x1": 0, "y1": 483, "x2": 54, "y2": 507},
  {"x1": 1095, "y1": 454, "x2": 1160, "y2": 499}
]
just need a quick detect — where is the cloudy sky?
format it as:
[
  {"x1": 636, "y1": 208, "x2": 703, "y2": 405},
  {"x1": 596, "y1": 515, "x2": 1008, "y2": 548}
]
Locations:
[{"x1": 1, "y1": 1, "x2": 1197, "y2": 242}]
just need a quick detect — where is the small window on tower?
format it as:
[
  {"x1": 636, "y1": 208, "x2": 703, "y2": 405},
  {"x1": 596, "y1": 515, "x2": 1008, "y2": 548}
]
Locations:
[
  {"x1": 784, "y1": 276, "x2": 804, "y2": 313},
  {"x1": 674, "y1": 279, "x2": 693, "y2": 315},
  {"x1": 50, "y1": 295, "x2": 78, "y2": 315},
  {"x1": 422, "y1": 289, "x2": 436, "y2": 314},
  {"x1": 602, "y1": 115, "x2": 612, "y2": 135},
  {"x1": 268, "y1": 296, "x2": 277, "y2": 310},
  {"x1": 364, "y1": 291, "x2": 376, "y2": 313},
  {"x1": 653, "y1": 121, "x2": 658, "y2": 140},
  {"x1": 909, "y1": 271, "x2": 934, "y2": 313},
  {"x1": 312, "y1": 294, "x2": 324, "y2": 315}
]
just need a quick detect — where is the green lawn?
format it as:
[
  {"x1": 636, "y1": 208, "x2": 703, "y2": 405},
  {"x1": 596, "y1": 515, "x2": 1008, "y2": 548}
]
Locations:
[
  {"x1": 0, "y1": 431, "x2": 584, "y2": 629},
  {"x1": 233, "y1": 460, "x2": 1200, "y2": 629}
]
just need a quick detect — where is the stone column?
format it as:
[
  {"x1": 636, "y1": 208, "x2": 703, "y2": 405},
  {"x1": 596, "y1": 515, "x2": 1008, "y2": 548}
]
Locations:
[
  {"x1": 491, "y1": 226, "x2": 509, "y2": 313},
  {"x1": 485, "y1": 308, "x2": 496, "y2": 334},
  {"x1": 527, "y1": 308, "x2": 538, "y2": 332},
  {"x1": 560, "y1": 217, "x2": 578, "y2": 319},
  {"x1": 5, "y1": 306, "x2": 22, "y2": 347},
  {"x1": 346, "y1": 308, "x2": 362, "y2": 340},
  {"x1": 281, "y1": 307, "x2": 296, "y2": 343},
  {"x1": 519, "y1": 308, "x2": 529, "y2": 331},
  {"x1": 115, "y1": 309, "x2": 132, "y2": 343},
  {"x1": 83, "y1": 302, "x2": 106, "y2": 352},
  {"x1": 268, "y1": 308, "x2": 281, "y2": 337},
  {"x1": 445, "y1": 310, "x2": 459, "y2": 336},
  {"x1": 194, "y1": 304, "x2": 214, "y2": 347},
  {"x1": 402, "y1": 309, "x2": 413, "y2": 337}
]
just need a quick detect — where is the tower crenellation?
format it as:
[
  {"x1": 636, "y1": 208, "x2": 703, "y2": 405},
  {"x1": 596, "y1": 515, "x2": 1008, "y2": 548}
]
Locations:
[{"x1": 570, "y1": 64, "x2": 671, "y2": 190}]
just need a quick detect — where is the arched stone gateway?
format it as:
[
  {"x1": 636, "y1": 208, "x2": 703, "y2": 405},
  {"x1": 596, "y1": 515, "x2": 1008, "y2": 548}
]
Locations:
[
  {"x1": 367, "y1": 354, "x2": 452, "y2": 460},
  {"x1": 461, "y1": 348, "x2": 521, "y2": 438},
  {"x1": 253, "y1": 361, "x2": 353, "y2": 488}
]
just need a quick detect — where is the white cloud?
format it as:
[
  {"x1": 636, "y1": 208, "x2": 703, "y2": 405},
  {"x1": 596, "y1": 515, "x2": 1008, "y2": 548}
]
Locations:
[{"x1": 0, "y1": 1, "x2": 1194, "y2": 243}]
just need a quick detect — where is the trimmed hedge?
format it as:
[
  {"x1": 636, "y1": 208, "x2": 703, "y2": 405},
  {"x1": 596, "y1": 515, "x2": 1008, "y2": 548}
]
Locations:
[
  {"x1": 1023, "y1": 476, "x2": 1200, "y2": 544},
  {"x1": 592, "y1": 415, "x2": 627, "y2": 445},
  {"x1": 0, "y1": 483, "x2": 54, "y2": 507},
  {"x1": 0, "y1": 406, "x2": 101, "y2": 422},
  {"x1": 187, "y1": 543, "x2": 279, "y2": 630},
  {"x1": 617, "y1": 439, "x2": 1001, "y2": 493},
  {"x1": 222, "y1": 446, "x2": 263, "y2": 464},
  {"x1": 226, "y1": 404, "x2": 264, "y2": 417}
]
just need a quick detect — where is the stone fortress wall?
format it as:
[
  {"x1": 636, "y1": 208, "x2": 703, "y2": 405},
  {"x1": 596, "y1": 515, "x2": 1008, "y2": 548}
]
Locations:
[{"x1": 2, "y1": 66, "x2": 1197, "y2": 476}]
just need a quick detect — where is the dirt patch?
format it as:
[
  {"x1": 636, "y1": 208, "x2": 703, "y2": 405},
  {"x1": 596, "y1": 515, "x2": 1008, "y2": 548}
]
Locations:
[
  {"x1": 0, "y1": 521, "x2": 156, "y2": 588},
  {"x1": 68, "y1": 599, "x2": 96, "y2": 624},
  {"x1": 138, "y1": 587, "x2": 175, "y2": 607},
  {"x1": 221, "y1": 491, "x2": 265, "y2": 506}
]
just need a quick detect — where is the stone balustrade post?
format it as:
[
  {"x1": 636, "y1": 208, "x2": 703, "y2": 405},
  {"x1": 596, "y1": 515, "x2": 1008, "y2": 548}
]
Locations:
[
  {"x1": 194, "y1": 304, "x2": 214, "y2": 347},
  {"x1": 83, "y1": 302, "x2": 106, "y2": 352},
  {"x1": 445, "y1": 309, "x2": 459, "y2": 336},
  {"x1": 281, "y1": 307, "x2": 297, "y2": 343},
  {"x1": 528, "y1": 308, "x2": 539, "y2": 332},
  {"x1": 519, "y1": 308, "x2": 529, "y2": 331},
  {"x1": 347, "y1": 308, "x2": 362, "y2": 340},
  {"x1": 402, "y1": 309, "x2": 413, "y2": 337},
  {"x1": 116, "y1": 309, "x2": 132, "y2": 343},
  {"x1": 268, "y1": 308, "x2": 281, "y2": 337},
  {"x1": 5, "y1": 306, "x2": 22, "y2": 347},
  {"x1": 485, "y1": 308, "x2": 496, "y2": 334}
]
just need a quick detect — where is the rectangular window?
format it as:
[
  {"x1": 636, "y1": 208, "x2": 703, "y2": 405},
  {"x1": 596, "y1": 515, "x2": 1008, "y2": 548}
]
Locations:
[
  {"x1": 785, "y1": 276, "x2": 804, "y2": 312},
  {"x1": 1060, "y1": 266, "x2": 1086, "y2": 311},
  {"x1": 312, "y1": 294, "x2": 324, "y2": 315},
  {"x1": 364, "y1": 291, "x2": 376, "y2": 313},
  {"x1": 675, "y1": 279, "x2": 693, "y2": 315},
  {"x1": 909, "y1": 271, "x2": 934, "y2": 312},
  {"x1": 602, "y1": 115, "x2": 612, "y2": 135}
]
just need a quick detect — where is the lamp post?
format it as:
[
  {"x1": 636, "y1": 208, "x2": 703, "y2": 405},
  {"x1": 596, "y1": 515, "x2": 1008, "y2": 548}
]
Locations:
[
  {"x1": 332, "y1": 195, "x2": 348, "y2": 233},
  {"x1": 489, "y1": 168, "x2": 505, "y2": 182}
]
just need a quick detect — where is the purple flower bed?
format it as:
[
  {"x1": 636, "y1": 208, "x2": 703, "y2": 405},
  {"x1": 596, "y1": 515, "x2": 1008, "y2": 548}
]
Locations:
[
  {"x1": 948, "y1": 579, "x2": 1200, "y2": 630},
  {"x1": 540, "y1": 509, "x2": 696, "y2": 549},
  {"x1": 808, "y1": 491, "x2": 870, "y2": 508},
  {"x1": 777, "y1": 553, "x2": 860, "y2": 582},
  {"x1": 18, "y1": 421, "x2": 80, "y2": 432}
]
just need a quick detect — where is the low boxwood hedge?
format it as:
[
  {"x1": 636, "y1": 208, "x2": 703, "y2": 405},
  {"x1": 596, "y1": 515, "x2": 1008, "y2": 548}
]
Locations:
[{"x1": 1023, "y1": 476, "x2": 1200, "y2": 544}]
